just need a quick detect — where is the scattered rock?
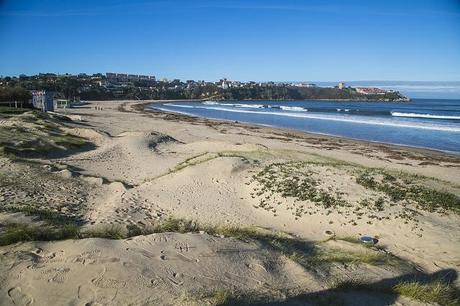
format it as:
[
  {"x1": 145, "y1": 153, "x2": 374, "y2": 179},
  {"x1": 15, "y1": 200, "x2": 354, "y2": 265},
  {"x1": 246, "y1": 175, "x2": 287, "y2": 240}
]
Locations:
[
  {"x1": 80, "y1": 176, "x2": 104, "y2": 186},
  {"x1": 55, "y1": 169, "x2": 73, "y2": 179}
]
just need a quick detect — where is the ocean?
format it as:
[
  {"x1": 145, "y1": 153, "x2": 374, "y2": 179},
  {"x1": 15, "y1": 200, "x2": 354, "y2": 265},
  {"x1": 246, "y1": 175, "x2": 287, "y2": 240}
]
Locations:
[{"x1": 149, "y1": 99, "x2": 460, "y2": 154}]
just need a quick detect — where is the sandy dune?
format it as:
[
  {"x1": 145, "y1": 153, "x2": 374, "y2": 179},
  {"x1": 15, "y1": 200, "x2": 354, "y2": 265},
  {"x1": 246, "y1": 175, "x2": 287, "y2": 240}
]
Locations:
[
  {"x1": 1, "y1": 100, "x2": 459, "y2": 305},
  {"x1": 0, "y1": 233, "x2": 315, "y2": 305}
]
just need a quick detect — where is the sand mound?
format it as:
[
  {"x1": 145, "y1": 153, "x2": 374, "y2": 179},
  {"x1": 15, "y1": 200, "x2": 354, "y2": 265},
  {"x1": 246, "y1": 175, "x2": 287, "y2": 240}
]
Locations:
[
  {"x1": 115, "y1": 131, "x2": 181, "y2": 151},
  {"x1": 147, "y1": 133, "x2": 181, "y2": 150},
  {"x1": 0, "y1": 233, "x2": 314, "y2": 305},
  {"x1": 63, "y1": 114, "x2": 83, "y2": 121},
  {"x1": 65, "y1": 128, "x2": 109, "y2": 143},
  {"x1": 58, "y1": 129, "x2": 185, "y2": 185}
]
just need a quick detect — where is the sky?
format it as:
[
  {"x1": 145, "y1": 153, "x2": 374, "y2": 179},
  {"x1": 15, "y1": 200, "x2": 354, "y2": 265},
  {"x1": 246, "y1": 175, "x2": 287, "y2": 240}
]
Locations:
[{"x1": 1, "y1": 0, "x2": 460, "y2": 82}]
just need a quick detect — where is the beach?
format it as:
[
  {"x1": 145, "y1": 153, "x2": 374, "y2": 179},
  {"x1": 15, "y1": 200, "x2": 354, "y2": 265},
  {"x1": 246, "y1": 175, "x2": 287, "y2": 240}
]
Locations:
[
  {"x1": 151, "y1": 99, "x2": 460, "y2": 154},
  {"x1": 0, "y1": 100, "x2": 459, "y2": 305}
]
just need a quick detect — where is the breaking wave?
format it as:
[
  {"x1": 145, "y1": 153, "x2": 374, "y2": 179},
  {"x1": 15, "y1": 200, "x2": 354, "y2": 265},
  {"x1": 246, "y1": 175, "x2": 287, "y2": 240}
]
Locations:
[
  {"x1": 189, "y1": 106, "x2": 460, "y2": 132},
  {"x1": 391, "y1": 112, "x2": 460, "y2": 120},
  {"x1": 279, "y1": 106, "x2": 308, "y2": 112}
]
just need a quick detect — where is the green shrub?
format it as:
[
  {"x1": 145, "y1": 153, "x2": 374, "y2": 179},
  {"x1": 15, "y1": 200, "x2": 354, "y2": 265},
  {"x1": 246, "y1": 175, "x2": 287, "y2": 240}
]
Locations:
[{"x1": 0, "y1": 223, "x2": 80, "y2": 246}]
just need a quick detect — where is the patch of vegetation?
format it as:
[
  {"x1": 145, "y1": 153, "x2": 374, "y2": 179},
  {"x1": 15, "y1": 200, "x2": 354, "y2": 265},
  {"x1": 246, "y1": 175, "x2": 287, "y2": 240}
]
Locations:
[
  {"x1": 3, "y1": 204, "x2": 83, "y2": 225},
  {"x1": 331, "y1": 277, "x2": 460, "y2": 306},
  {"x1": 0, "y1": 162, "x2": 89, "y2": 226},
  {"x1": 188, "y1": 274, "x2": 460, "y2": 306},
  {"x1": 130, "y1": 217, "x2": 264, "y2": 242},
  {"x1": 178, "y1": 288, "x2": 280, "y2": 306},
  {"x1": 393, "y1": 280, "x2": 460, "y2": 306},
  {"x1": 210, "y1": 289, "x2": 231, "y2": 305},
  {"x1": 191, "y1": 270, "x2": 460, "y2": 306},
  {"x1": 0, "y1": 106, "x2": 28, "y2": 115},
  {"x1": 251, "y1": 161, "x2": 351, "y2": 218},
  {"x1": 0, "y1": 223, "x2": 79, "y2": 246},
  {"x1": 5, "y1": 217, "x2": 442, "y2": 305},
  {"x1": 315, "y1": 249, "x2": 388, "y2": 265},
  {"x1": 82, "y1": 224, "x2": 125, "y2": 239},
  {"x1": 0, "y1": 111, "x2": 89, "y2": 158},
  {"x1": 250, "y1": 160, "x2": 459, "y2": 226},
  {"x1": 151, "y1": 217, "x2": 200, "y2": 233},
  {"x1": 0, "y1": 216, "x2": 408, "y2": 274},
  {"x1": 355, "y1": 170, "x2": 460, "y2": 214},
  {"x1": 355, "y1": 171, "x2": 377, "y2": 189}
]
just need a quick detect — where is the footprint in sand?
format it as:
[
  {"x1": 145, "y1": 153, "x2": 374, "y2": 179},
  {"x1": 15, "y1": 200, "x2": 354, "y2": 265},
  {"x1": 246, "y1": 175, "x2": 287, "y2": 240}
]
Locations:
[
  {"x1": 77, "y1": 284, "x2": 97, "y2": 303},
  {"x1": 8, "y1": 287, "x2": 34, "y2": 305},
  {"x1": 47, "y1": 267, "x2": 71, "y2": 283}
]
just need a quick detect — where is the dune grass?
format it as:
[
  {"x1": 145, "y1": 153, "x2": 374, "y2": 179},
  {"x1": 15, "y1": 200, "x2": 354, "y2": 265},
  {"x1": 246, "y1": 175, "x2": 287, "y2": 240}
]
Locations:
[
  {"x1": 251, "y1": 160, "x2": 460, "y2": 226},
  {"x1": 0, "y1": 111, "x2": 89, "y2": 158},
  {"x1": 356, "y1": 170, "x2": 460, "y2": 214},
  {"x1": 190, "y1": 278, "x2": 460, "y2": 306},
  {"x1": 252, "y1": 161, "x2": 350, "y2": 213},
  {"x1": 140, "y1": 218, "x2": 409, "y2": 271},
  {"x1": 393, "y1": 280, "x2": 460, "y2": 306},
  {"x1": 2, "y1": 217, "x2": 457, "y2": 305},
  {"x1": 331, "y1": 278, "x2": 460, "y2": 306},
  {"x1": 314, "y1": 250, "x2": 387, "y2": 265},
  {"x1": 0, "y1": 217, "x2": 405, "y2": 271},
  {"x1": 82, "y1": 224, "x2": 125, "y2": 239},
  {"x1": 210, "y1": 289, "x2": 231, "y2": 306},
  {"x1": 0, "y1": 223, "x2": 127, "y2": 245},
  {"x1": 0, "y1": 223, "x2": 80, "y2": 246},
  {"x1": 0, "y1": 106, "x2": 29, "y2": 115},
  {"x1": 2, "y1": 204, "x2": 82, "y2": 225}
]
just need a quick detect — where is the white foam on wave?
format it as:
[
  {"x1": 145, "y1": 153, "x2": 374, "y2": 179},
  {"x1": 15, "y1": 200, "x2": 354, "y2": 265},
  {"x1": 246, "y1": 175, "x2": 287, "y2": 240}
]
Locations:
[
  {"x1": 279, "y1": 106, "x2": 307, "y2": 112},
  {"x1": 202, "y1": 101, "x2": 264, "y2": 108},
  {"x1": 202, "y1": 101, "x2": 219, "y2": 105},
  {"x1": 391, "y1": 112, "x2": 460, "y2": 120},
  {"x1": 160, "y1": 103, "x2": 460, "y2": 132},
  {"x1": 153, "y1": 107, "x2": 199, "y2": 117},
  {"x1": 197, "y1": 106, "x2": 460, "y2": 132},
  {"x1": 164, "y1": 103, "x2": 197, "y2": 109},
  {"x1": 234, "y1": 103, "x2": 264, "y2": 109}
]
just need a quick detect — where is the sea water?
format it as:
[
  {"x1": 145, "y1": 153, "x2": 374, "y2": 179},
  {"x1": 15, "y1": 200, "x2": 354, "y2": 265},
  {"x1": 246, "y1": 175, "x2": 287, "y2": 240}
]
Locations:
[{"x1": 149, "y1": 99, "x2": 460, "y2": 154}]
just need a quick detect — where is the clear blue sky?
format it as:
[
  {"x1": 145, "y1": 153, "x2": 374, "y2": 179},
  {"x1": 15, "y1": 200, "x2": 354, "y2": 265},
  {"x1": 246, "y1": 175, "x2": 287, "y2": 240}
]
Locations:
[{"x1": 1, "y1": 0, "x2": 459, "y2": 81}]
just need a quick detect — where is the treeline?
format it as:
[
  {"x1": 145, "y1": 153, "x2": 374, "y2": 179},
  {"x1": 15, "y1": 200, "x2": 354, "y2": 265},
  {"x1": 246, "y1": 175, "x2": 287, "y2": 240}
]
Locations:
[
  {"x1": 1, "y1": 75, "x2": 90, "y2": 100},
  {"x1": 79, "y1": 86, "x2": 189, "y2": 100},
  {"x1": 0, "y1": 74, "x2": 408, "y2": 102},
  {"x1": 0, "y1": 86, "x2": 32, "y2": 102}
]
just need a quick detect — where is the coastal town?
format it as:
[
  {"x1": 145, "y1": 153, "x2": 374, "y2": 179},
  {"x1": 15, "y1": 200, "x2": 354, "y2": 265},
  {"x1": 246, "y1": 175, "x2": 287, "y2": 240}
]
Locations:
[{"x1": 0, "y1": 72, "x2": 409, "y2": 105}]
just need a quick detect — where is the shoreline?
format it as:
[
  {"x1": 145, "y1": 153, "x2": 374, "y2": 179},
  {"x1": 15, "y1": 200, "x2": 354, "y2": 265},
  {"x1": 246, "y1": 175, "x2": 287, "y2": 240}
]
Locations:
[
  {"x1": 136, "y1": 101, "x2": 460, "y2": 159},
  {"x1": 86, "y1": 97, "x2": 411, "y2": 103}
]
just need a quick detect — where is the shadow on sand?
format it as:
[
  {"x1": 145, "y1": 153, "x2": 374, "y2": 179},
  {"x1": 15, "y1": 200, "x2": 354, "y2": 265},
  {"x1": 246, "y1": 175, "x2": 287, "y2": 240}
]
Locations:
[{"x1": 225, "y1": 268, "x2": 459, "y2": 306}]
